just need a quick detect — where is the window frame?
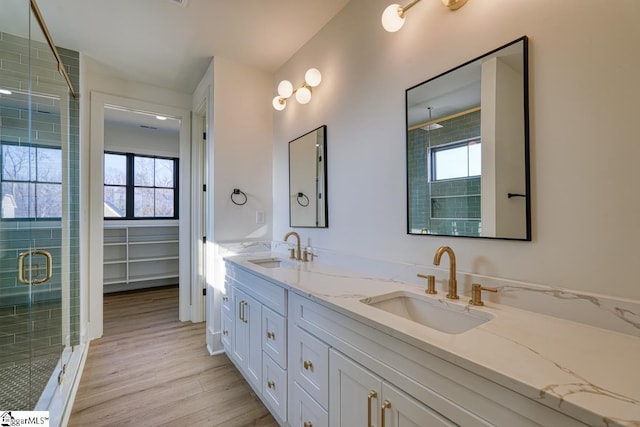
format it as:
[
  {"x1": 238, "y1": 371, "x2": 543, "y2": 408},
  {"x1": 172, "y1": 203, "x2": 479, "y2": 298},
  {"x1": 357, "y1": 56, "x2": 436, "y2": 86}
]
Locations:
[
  {"x1": 0, "y1": 141, "x2": 63, "y2": 221},
  {"x1": 104, "y1": 151, "x2": 179, "y2": 220},
  {"x1": 429, "y1": 137, "x2": 481, "y2": 182}
]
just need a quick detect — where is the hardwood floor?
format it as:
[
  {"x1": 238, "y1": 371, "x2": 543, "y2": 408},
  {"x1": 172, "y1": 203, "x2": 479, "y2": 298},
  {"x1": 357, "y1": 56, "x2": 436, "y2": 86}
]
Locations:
[{"x1": 68, "y1": 286, "x2": 278, "y2": 427}]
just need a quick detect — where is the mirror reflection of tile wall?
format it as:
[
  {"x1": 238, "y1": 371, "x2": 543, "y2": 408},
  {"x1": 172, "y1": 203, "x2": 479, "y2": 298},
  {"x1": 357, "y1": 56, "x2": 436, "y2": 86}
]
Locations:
[{"x1": 408, "y1": 110, "x2": 481, "y2": 236}]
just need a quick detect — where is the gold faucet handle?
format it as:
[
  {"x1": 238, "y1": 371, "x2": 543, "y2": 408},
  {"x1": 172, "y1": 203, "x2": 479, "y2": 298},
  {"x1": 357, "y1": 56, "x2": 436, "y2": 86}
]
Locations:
[
  {"x1": 417, "y1": 274, "x2": 437, "y2": 295},
  {"x1": 289, "y1": 248, "x2": 296, "y2": 260},
  {"x1": 469, "y1": 283, "x2": 498, "y2": 306}
]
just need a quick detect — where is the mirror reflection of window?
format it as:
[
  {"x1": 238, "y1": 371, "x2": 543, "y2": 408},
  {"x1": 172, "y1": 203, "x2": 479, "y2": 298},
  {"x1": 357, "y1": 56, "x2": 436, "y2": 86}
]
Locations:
[{"x1": 431, "y1": 139, "x2": 481, "y2": 181}]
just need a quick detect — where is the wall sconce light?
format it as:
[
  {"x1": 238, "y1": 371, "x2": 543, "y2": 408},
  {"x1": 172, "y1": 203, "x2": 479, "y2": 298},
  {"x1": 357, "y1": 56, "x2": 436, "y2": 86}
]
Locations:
[
  {"x1": 272, "y1": 68, "x2": 322, "y2": 111},
  {"x1": 382, "y1": 0, "x2": 468, "y2": 32}
]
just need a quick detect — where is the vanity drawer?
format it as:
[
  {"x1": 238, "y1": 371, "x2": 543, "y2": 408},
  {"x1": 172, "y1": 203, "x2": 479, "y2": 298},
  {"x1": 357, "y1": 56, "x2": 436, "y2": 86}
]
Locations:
[
  {"x1": 290, "y1": 381, "x2": 328, "y2": 427},
  {"x1": 221, "y1": 312, "x2": 233, "y2": 351},
  {"x1": 263, "y1": 353, "x2": 287, "y2": 422},
  {"x1": 289, "y1": 325, "x2": 329, "y2": 410},
  {"x1": 263, "y1": 306, "x2": 287, "y2": 369},
  {"x1": 221, "y1": 282, "x2": 233, "y2": 315}
]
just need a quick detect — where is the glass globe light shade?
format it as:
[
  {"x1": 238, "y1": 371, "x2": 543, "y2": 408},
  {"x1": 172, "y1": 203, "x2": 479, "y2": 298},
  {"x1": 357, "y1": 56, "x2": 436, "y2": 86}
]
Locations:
[
  {"x1": 272, "y1": 96, "x2": 286, "y2": 111},
  {"x1": 295, "y1": 87, "x2": 312, "y2": 104},
  {"x1": 305, "y1": 68, "x2": 322, "y2": 87},
  {"x1": 381, "y1": 4, "x2": 405, "y2": 32},
  {"x1": 277, "y1": 80, "x2": 294, "y2": 98}
]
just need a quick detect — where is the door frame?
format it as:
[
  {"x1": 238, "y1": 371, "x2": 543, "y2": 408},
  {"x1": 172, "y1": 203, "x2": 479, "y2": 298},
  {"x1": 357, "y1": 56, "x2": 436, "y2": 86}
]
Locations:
[{"x1": 88, "y1": 91, "x2": 193, "y2": 339}]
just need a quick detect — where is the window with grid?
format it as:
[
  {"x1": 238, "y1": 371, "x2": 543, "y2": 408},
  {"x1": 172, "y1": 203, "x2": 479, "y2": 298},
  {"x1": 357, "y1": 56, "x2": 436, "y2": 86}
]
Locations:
[
  {"x1": 430, "y1": 138, "x2": 481, "y2": 181},
  {"x1": 1, "y1": 142, "x2": 62, "y2": 219},
  {"x1": 104, "y1": 152, "x2": 178, "y2": 219}
]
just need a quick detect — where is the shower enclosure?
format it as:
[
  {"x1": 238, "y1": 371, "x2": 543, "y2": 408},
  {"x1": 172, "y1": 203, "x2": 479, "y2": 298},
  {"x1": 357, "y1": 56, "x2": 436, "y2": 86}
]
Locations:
[{"x1": 0, "y1": 0, "x2": 80, "y2": 418}]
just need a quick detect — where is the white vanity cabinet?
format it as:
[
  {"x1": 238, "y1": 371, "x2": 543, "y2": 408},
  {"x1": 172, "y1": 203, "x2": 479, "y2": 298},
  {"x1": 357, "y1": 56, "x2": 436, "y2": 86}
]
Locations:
[
  {"x1": 289, "y1": 292, "x2": 589, "y2": 427},
  {"x1": 224, "y1": 262, "x2": 288, "y2": 425},
  {"x1": 224, "y1": 259, "x2": 594, "y2": 427}
]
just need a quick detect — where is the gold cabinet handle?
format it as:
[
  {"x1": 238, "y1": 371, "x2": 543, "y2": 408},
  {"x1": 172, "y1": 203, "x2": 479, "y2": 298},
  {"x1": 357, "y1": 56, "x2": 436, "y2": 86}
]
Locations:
[
  {"x1": 243, "y1": 301, "x2": 248, "y2": 323},
  {"x1": 303, "y1": 422, "x2": 313, "y2": 427},
  {"x1": 18, "y1": 250, "x2": 53, "y2": 285},
  {"x1": 267, "y1": 331, "x2": 275, "y2": 340},
  {"x1": 303, "y1": 360, "x2": 314, "y2": 371},
  {"x1": 239, "y1": 300, "x2": 248, "y2": 323},
  {"x1": 381, "y1": 400, "x2": 391, "y2": 427},
  {"x1": 367, "y1": 390, "x2": 377, "y2": 427},
  {"x1": 267, "y1": 380, "x2": 275, "y2": 390}
]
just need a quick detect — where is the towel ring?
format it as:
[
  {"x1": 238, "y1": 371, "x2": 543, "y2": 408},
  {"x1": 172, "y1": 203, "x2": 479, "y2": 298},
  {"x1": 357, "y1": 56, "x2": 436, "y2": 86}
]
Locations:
[
  {"x1": 296, "y1": 192, "x2": 310, "y2": 207},
  {"x1": 231, "y1": 188, "x2": 247, "y2": 206}
]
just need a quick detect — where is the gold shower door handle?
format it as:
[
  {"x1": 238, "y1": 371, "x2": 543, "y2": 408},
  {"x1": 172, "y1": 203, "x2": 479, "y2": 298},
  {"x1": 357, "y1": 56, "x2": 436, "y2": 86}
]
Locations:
[{"x1": 18, "y1": 249, "x2": 53, "y2": 285}]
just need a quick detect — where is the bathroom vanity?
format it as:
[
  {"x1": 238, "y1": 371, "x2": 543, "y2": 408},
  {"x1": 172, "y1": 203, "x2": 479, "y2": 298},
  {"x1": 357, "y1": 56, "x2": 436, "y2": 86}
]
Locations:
[{"x1": 222, "y1": 255, "x2": 640, "y2": 427}]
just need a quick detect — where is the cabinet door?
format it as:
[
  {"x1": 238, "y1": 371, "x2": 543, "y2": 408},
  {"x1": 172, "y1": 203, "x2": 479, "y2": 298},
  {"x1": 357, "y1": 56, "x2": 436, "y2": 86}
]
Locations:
[
  {"x1": 329, "y1": 349, "x2": 381, "y2": 427},
  {"x1": 381, "y1": 382, "x2": 456, "y2": 427},
  {"x1": 221, "y1": 312, "x2": 233, "y2": 352},
  {"x1": 245, "y1": 292, "x2": 262, "y2": 391},
  {"x1": 232, "y1": 288, "x2": 248, "y2": 366}
]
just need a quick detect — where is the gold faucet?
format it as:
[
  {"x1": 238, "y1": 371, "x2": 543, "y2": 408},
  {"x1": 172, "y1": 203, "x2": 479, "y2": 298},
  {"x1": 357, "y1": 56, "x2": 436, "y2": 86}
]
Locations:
[
  {"x1": 284, "y1": 231, "x2": 303, "y2": 261},
  {"x1": 433, "y1": 246, "x2": 458, "y2": 300}
]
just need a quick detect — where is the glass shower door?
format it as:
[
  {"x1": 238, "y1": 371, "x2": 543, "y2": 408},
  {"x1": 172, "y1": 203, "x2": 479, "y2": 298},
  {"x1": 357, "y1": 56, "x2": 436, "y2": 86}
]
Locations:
[{"x1": 0, "y1": 0, "x2": 75, "y2": 411}]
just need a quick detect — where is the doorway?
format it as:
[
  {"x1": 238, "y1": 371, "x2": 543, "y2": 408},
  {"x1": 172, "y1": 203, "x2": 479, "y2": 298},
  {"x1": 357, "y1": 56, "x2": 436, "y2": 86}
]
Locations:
[{"x1": 88, "y1": 92, "x2": 196, "y2": 340}]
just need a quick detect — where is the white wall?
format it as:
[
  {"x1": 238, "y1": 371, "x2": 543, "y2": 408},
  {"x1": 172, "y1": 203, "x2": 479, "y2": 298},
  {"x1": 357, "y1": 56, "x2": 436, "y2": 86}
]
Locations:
[
  {"x1": 273, "y1": 0, "x2": 640, "y2": 300},
  {"x1": 104, "y1": 124, "x2": 179, "y2": 158},
  {"x1": 212, "y1": 56, "x2": 273, "y2": 242}
]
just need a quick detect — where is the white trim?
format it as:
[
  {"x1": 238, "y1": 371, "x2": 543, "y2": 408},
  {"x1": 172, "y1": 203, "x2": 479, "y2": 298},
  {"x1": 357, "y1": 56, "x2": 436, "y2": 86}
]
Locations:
[
  {"x1": 190, "y1": 102, "x2": 206, "y2": 323},
  {"x1": 88, "y1": 91, "x2": 192, "y2": 339}
]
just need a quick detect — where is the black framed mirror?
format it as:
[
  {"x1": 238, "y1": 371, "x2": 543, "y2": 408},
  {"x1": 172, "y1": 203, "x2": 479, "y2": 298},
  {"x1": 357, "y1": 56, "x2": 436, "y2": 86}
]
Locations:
[
  {"x1": 289, "y1": 125, "x2": 328, "y2": 228},
  {"x1": 406, "y1": 36, "x2": 530, "y2": 240}
]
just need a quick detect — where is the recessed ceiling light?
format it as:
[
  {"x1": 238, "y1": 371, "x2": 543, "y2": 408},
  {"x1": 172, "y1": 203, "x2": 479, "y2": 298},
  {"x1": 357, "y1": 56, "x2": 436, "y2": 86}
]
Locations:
[
  {"x1": 156, "y1": 116, "x2": 168, "y2": 121},
  {"x1": 0, "y1": 89, "x2": 12, "y2": 95}
]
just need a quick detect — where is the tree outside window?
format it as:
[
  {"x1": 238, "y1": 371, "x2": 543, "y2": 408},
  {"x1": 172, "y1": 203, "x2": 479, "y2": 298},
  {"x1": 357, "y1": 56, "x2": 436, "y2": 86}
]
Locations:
[
  {"x1": 1, "y1": 143, "x2": 62, "y2": 219},
  {"x1": 104, "y1": 152, "x2": 178, "y2": 220}
]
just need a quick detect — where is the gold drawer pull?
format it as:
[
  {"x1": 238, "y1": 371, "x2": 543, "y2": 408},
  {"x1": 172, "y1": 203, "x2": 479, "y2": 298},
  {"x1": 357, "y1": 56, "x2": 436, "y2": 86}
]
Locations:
[
  {"x1": 304, "y1": 422, "x2": 313, "y2": 427},
  {"x1": 267, "y1": 331, "x2": 275, "y2": 340},
  {"x1": 303, "y1": 360, "x2": 314, "y2": 371},
  {"x1": 381, "y1": 400, "x2": 391, "y2": 427},
  {"x1": 267, "y1": 380, "x2": 275, "y2": 390},
  {"x1": 367, "y1": 390, "x2": 377, "y2": 427}
]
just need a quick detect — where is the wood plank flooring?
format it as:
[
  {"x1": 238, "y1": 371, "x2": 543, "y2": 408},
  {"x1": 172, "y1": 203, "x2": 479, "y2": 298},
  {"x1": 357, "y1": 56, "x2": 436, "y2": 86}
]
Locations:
[{"x1": 68, "y1": 286, "x2": 278, "y2": 427}]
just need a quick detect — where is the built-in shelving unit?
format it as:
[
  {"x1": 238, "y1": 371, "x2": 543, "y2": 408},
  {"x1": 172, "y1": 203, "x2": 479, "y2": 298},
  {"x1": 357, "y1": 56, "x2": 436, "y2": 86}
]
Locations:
[{"x1": 103, "y1": 221, "x2": 179, "y2": 293}]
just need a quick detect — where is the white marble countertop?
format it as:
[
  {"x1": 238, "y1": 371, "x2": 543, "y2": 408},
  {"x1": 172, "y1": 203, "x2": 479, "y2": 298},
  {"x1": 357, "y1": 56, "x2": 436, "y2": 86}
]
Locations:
[{"x1": 225, "y1": 253, "x2": 640, "y2": 427}]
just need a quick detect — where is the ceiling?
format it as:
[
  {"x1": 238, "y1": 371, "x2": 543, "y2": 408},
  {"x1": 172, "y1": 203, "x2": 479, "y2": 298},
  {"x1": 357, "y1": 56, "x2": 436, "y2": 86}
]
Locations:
[{"x1": 35, "y1": 0, "x2": 351, "y2": 93}]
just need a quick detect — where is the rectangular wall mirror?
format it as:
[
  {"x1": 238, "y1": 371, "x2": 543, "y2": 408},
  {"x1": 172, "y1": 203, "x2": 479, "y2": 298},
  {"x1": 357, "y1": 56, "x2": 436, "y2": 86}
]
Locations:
[
  {"x1": 406, "y1": 36, "x2": 530, "y2": 240},
  {"x1": 289, "y1": 125, "x2": 328, "y2": 228}
]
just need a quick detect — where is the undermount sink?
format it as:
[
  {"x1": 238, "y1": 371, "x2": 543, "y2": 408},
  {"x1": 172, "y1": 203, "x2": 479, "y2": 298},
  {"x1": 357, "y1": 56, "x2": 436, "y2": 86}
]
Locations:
[
  {"x1": 248, "y1": 257, "x2": 290, "y2": 268},
  {"x1": 361, "y1": 291, "x2": 494, "y2": 334}
]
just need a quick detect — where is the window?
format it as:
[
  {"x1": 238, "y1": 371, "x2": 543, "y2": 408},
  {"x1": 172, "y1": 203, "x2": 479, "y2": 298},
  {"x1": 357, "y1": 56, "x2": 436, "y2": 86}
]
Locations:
[
  {"x1": 104, "y1": 152, "x2": 178, "y2": 219},
  {"x1": 430, "y1": 138, "x2": 481, "y2": 181},
  {"x1": 1, "y1": 142, "x2": 62, "y2": 219}
]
